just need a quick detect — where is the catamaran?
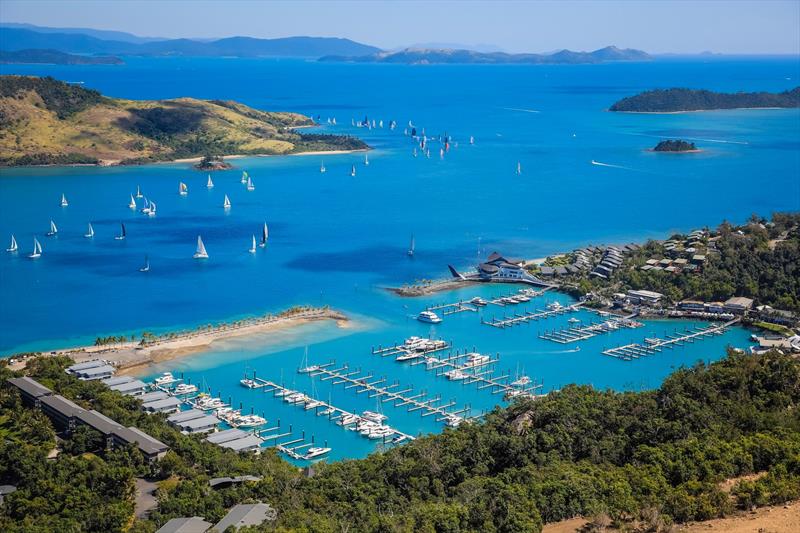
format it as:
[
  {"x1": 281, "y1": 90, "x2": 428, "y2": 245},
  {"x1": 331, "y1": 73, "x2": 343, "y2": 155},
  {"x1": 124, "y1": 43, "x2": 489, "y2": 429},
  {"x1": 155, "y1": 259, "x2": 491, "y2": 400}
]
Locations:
[
  {"x1": 84, "y1": 223, "x2": 94, "y2": 239},
  {"x1": 135, "y1": 185, "x2": 143, "y2": 198},
  {"x1": 193, "y1": 235, "x2": 209, "y2": 259},
  {"x1": 407, "y1": 235, "x2": 415, "y2": 257},
  {"x1": 46, "y1": 220, "x2": 58, "y2": 236},
  {"x1": 319, "y1": 161, "x2": 326, "y2": 173},
  {"x1": 28, "y1": 237, "x2": 42, "y2": 259},
  {"x1": 114, "y1": 223, "x2": 126, "y2": 240},
  {"x1": 260, "y1": 223, "x2": 268, "y2": 247},
  {"x1": 248, "y1": 235, "x2": 257, "y2": 254},
  {"x1": 128, "y1": 194, "x2": 136, "y2": 209},
  {"x1": 223, "y1": 194, "x2": 231, "y2": 209},
  {"x1": 179, "y1": 182, "x2": 188, "y2": 196},
  {"x1": 240, "y1": 171, "x2": 248, "y2": 184},
  {"x1": 60, "y1": 193, "x2": 68, "y2": 207},
  {"x1": 6, "y1": 235, "x2": 17, "y2": 252},
  {"x1": 350, "y1": 164, "x2": 356, "y2": 177},
  {"x1": 246, "y1": 176, "x2": 255, "y2": 191},
  {"x1": 139, "y1": 255, "x2": 150, "y2": 272},
  {"x1": 206, "y1": 175, "x2": 214, "y2": 188}
]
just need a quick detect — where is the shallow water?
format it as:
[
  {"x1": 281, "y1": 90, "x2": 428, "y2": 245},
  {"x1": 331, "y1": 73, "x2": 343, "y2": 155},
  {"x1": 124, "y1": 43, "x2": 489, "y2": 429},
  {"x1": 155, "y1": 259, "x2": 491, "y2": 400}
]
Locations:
[{"x1": 0, "y1": 56, "x2": 797, "y2": 460}]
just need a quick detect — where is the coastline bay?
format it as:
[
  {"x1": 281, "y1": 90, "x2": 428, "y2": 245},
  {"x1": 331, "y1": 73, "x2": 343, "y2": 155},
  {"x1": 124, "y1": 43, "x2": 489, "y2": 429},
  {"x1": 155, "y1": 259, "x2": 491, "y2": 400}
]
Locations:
[{"x1": 1, "y1": 56, "x2": 798, "y2": 460}]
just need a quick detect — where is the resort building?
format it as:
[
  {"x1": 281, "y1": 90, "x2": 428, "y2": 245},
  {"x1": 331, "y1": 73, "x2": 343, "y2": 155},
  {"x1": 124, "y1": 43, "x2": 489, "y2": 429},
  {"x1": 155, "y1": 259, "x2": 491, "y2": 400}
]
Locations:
[
  {"x1": 723, "y1": 297, "x2": 754, "y2": 315},
  {"x1": 73, "y1": 364, "x2": 116, "y2": 381},
  {"x1": 172, "y1": 414, "x2": 220, "y2": 435},
  {"x1": 142, "y1": 396, "x2": 182, "y2": 414},
  {"x1": 205, "y1": 428, "x2": 263, "y2": 453},
  {"x1": 109, "y1": 379, "x2": 147, "y2": 396},
  {"x1": 7, "y1": 376, "x2": 52, "y2": 408},
  {"x1": 475, "y1": 252, "x2": 548, "y2": 285},
  {"x1": 626, "y1": 289, "x2": 664, "y2": 306}
]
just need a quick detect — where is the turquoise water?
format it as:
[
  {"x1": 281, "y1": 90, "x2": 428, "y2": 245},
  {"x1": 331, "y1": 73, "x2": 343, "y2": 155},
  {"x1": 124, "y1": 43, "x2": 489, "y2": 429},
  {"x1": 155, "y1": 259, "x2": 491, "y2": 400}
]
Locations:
[{"x1": 0, "y1": 56, "x2": 797, "y2": 460}]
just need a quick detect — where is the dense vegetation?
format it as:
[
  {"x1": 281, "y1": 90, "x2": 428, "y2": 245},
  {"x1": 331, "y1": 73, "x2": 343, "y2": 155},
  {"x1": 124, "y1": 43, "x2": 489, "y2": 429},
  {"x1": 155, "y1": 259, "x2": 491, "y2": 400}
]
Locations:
[
  {"x1": 2, "y1": 347, "x2": 799, "y2": 532},
  {"x1": 610, "y1": 87, "x2": 800, "y2": 112},
  {"x1": 0, "y1": 75, "x2": 368, "y2": 166},
  {"x1": 0, "y1": 49, "x2": 123, "y2": 65},
  {"x1": 653, "y1": 139, "x2": 697, "y2": 152},
  {"x1": 571, "y1": 213, "x2": 800, "y2": 312}
]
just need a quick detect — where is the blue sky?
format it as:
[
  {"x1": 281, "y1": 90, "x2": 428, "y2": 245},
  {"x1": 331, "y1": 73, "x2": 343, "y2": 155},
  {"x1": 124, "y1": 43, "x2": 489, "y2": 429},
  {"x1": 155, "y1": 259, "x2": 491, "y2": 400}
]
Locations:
[{"x1": 2, "y1": 0, "x2": 799, "y2": 54}]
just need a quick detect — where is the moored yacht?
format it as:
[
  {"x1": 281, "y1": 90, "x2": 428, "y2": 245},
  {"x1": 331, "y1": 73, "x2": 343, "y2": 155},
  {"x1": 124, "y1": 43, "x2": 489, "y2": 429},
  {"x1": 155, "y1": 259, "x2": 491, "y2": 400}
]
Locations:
[
  {"x1": 240, "y1": 378, "x2": 258, "y2": 388},
  {"x1": 417, "y1": 310, "x2": 442, "y2": 324},
  {"x1": 303, "y1": 447, "x2": 331, "y2": 460},
  {"x1": 469, "y1": 297, "x2": 488, "y2": 307},
  {"x1": 173, "y1": 383, "x2": 198, "y2": 395},
  {"x1": 154, "y1": 372, "x2": 178, "y2": 386},
  {"x1": 445, "y1": 369, "x2": 468, "y2": 381}
]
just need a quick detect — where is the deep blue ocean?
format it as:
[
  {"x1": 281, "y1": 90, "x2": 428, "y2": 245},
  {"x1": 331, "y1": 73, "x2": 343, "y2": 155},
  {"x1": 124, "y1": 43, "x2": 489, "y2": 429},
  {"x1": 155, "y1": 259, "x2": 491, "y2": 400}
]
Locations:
[{"x1": 1, "y1": 56, "x2": 798, "y2": 460}]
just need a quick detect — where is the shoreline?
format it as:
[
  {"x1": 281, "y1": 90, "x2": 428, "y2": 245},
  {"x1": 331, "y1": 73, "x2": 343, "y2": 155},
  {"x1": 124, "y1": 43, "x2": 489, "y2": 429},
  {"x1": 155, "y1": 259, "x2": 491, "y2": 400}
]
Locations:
[
  {"x1": 8, "y1": 307, "x2": 348, "y2": 374},
  {"x1": 612, "y1": 106, "x2": 794, "y2": 114}
]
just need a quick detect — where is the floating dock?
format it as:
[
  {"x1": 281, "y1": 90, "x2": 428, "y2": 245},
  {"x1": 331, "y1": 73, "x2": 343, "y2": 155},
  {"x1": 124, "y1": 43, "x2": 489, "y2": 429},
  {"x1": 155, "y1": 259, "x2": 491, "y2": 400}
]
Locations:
[
  {"x1": 482, "y1": 304, "x2": 580, "y2": 328},
  {"x1": 602, "y1": 319, "x2": 740, "y2": 361},
  {"x1": 538, "y1": 315, "x2": 643, "y2": 344}
]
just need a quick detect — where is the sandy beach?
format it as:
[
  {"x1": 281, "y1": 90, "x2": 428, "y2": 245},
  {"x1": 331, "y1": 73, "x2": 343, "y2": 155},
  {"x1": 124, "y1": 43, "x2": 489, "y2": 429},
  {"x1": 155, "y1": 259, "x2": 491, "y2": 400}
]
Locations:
[{"x1": 10, "y1": 307, "x2": 347, "y2": 374}]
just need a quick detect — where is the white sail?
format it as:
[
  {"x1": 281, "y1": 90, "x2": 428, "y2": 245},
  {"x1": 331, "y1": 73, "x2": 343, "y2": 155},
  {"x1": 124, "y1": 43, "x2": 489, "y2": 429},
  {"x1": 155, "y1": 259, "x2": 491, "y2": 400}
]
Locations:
[
  {"x1": 364, "y1": 153, "x2": 369, "y2": 165},
  {"x1": 469, "y1": 135, "x2": 475, "y2": 145},
  {"x1": 129, "y1": 194, "x2": 136, "y2": 209},
  {"x1": 350, "y1": 165, "x2": 356, "y2": 177},
  {"x1": 320, "y1": 161, "x2": 326, "y2": 173},
  {"x1": 223, "y1": 194, "x2": 231, "y2": 209},
  {"x1": 179, "y1": 182, "x2": 188, "y2": 195},
  {"x1": 148, "y1": 200, "x2": 157, "y2": 216},
  {"x1": 260, "y1": 223, "x2": 268, "y2": 247},
  {"x1": 48, "y1": 220, "x2": 58, "y2": 236},
  {"x1": 246, "y1": 176, "x2": 255, "y2": 191},
  {"x1": 408, "y1": 235, "x2": 415, "y2": 256},
  {"x1": 207, "y1": 175, "x2": 214, "y2": 188},
  {"x1": 241, "y1": 171, "x2": 248, "y2": 184},
  {"x1": 60, "y1": 193, "x2": 68, "y2": 207},
  {"x1": 84, "y1": 223, "x2": 94, "y2": 238},
  {"x1": 249, "y1": 235, "x2": 257, "y2": 253},
  {"x1": 6, "y1": 234, "x2": 17, "y2": 252},
  {"x1": 516, "y1": 161, "x2": 522, "y2": 175},
  {"x1": 29, "y1": 237, "x2": 42, "y2": 258},
  {"x1": 193, "y1": 235, "x2": 209, "y2": 259},
  {"x1": 135, "y1": 185, "x2": 142, "y2": 198}
]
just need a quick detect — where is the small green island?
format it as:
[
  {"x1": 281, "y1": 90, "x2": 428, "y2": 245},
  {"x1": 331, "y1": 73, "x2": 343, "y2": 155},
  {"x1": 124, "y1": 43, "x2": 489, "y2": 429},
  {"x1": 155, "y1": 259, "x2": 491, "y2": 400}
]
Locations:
[
  {"x1": 610, "y1": 87, "x2": 800, "y2": 112},
  {"x1": 0, "y1": 75, "x2": 367, "y2": 167},
  {"x1": 652, "y1": 139, "x2": 699, "y2": 152}
]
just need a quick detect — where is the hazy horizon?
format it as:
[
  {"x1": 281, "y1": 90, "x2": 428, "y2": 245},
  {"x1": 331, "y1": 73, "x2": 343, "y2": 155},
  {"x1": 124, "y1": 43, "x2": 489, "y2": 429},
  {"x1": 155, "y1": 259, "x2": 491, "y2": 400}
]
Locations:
[{"x1": 2, "y1": 0, "x2": 799, "y2": 55}]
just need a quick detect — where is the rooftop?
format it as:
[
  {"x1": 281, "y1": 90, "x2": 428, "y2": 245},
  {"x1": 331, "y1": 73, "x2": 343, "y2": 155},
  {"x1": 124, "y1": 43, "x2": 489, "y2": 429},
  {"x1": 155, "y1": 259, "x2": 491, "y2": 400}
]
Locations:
[
  {"x1": 6, "y1": 376, "x2": 53, "y2": 398},
  {"x1": 114, "y1": 426, "x2": 169, "y2": 456},
  {"x1": 155, "y1": 516, "x2": 212, "y2": 533},
  {"x1": 40, "y1": 394, "x2": 85, "y2": 418},
  {"x1": 75, "y1": 409, "x2": 124, "y2": 435},
  {"x1": 214, "y1": 503, "x2": 276, "y2": 531},
  {"x1": 218, "y1": 434, "x2": 263, "y2": 452},
  {"x1": 206, "y1": 428, "x2": 248, "y2": 444}
]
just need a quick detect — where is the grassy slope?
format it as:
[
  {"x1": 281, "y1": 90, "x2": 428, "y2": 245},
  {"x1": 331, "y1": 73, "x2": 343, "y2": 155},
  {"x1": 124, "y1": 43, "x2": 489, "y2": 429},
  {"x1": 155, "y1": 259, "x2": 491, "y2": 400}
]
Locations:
[{"x1": 0, "y1": 75, "x2": 365, "y2": 165}]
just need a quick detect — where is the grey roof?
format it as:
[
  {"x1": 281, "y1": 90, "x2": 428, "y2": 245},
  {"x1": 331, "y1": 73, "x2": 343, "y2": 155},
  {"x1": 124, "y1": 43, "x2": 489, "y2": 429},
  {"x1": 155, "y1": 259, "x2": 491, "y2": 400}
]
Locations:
[
  {"x1": 6, "y1": 377, "x2": 52, "y2": 398},
  {"x1": 66, "y1": 360, "x2": 107, "y2": 372},
  {"x1": 114, "y1": 426, "x2": 169, "y2": 456},
  {"x1": 205, "y1": 428, "x2": 247, "y2": 444},
  {"x1": 142, "y1": 397, "x2": 183, "y2": 411},
  {"x1": 76, "y1": 409, "x2": 124, "y2": 435},
  {"x1": 102, "y1": 376, "x2": 135, "y2": 386},
  {"x1": 539, "y1": 266, "x2": 554, "y2": 275},
  {"x1": 139, "y1": 390, "x2": 169, "y2": 403},
  {"x1": 218, "y1": 435, "x2": 263, "y2": 452},
  {"x1": 174, "y1": 415, "x2": 220, "y2": 431},
  {"x1": 109, "y1": 380, "x2": 147, "y2": 394},
  {"x1": 208, "y1": 475, "x2": 262, "y2": 489},
  {"x1": 214, "y1": 503, "x2": 275, "y2": 531},
  {"x1": 75, "y1": 364, "x2": 116, "y2": 377},
  {"x1": 156, "y1": 516, "x2": 212, "y2": 533},
  {"x1": 167, "y1": 409, "x2": 207, "y2": 423},
  {"x1": 40, "y1": 394, "x2": 85, "y2": 418},
  {"x1": 554, "y1": 266, "x2": 568, "y2": 275}
]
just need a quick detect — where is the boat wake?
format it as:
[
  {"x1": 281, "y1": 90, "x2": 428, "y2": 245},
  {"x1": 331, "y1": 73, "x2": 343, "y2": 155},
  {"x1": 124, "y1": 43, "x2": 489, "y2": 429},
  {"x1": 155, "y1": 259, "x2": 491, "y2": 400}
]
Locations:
[
  {"x1": 590, "y1": 160, "x2": 632, "y2": 170},
  {"x1": 501, "y1": 107, "x2": 541, "y2": 114}
]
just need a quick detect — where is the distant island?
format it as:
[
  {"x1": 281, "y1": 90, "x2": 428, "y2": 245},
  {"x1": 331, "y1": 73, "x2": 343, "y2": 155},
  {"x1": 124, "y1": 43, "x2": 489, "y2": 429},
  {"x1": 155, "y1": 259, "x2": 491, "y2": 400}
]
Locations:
[
  {"x1": 320, "y1": 45, "x2": 650, "y2": 65},
  {"x1": 0, "y1": 48, "x2": 123, "y2": 65},
  {"x1": 0, "y1": 76, "x2": 367, "y2": 166},
  {"x1": 610, "y1": 87, "x2": 800, "y2": 113},
  {"x1": 652, "y1": 139, "x2": 699, "y2": 152}
]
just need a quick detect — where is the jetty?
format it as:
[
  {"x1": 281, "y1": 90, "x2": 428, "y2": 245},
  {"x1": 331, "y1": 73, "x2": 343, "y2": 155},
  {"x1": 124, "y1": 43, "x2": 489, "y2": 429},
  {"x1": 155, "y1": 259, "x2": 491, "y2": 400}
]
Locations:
[
  {"x1": 538, "y1": 315, "x2": 643, "y2": 344},
  {"x1": 602, "y1": 319, "x2": 740, "y2": 360},
  {"x1": 482, "y1": 303, "x2": 580, "y2": 328}
]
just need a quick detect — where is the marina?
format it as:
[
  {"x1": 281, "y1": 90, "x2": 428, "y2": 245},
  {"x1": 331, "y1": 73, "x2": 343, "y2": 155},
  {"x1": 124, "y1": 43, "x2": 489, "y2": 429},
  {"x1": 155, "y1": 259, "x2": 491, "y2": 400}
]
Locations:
[
  {"x1": 481, "y1": 302, "x2": 581, "y2": 328},
  {"x1": 601, "y1": 319, "x2": 741, "y2": 360},
  {"x1": 538, "y1": 315, "x2": 644, "y2": 344}
]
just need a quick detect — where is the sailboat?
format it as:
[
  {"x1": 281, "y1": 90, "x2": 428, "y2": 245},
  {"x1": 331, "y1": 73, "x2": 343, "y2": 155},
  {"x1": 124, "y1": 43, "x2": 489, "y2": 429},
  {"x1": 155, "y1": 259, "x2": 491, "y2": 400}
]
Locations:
[
  {"x1": 248, "y1": 235, "x2": 257, "y2": 254},
  {"x1": 516, "y1": 161, "x2": 522, "y2": 175},
  {"x1": 407, "y1": 235, "x2": 415, "y2": 257},
  {"x1": 469, "y1": 135, "x2": 475, "y2": 145},
  {"x1": 241, "y1": 171, "x2": 248, "y2": 184},
  {"x1": 350, "y1": 164, "x2": 356, "y2": 177},
  {"x1": 139, "y1": 255, "x2": 150, "y2": 272},
  {"x1": 260, "y1": 223, "x2": 268, "y2": 248},
  {"x1": 114, "y1": 223, "x2": 126, "y2": 240},
  {"x1": 84, "y1": 223, "x2": 94, "y2": 239},
  {"x1": 364, "y1": 153, "x2": 369, "y2": 166},
  {"x1": 223, "y1": 194, "x2": 231, "y2": 209},
  {"x1": 207, "y1": 175, "x2": 214, "y2": 188},
  {"x1": 147, "y1": 200, "x2": 157, "y2": 216},
  {"x1": 128, "y1": 194, "x2": 136, "y2": 209},
  {"x1": 28, "y1": 237, "x2": 42, "y2": 259},
  {"x1": 413, "y1": 147, "x2": 418, "y2": 157},
  {"x1": 246, "y1": 176, "x2": 255, "y2": 191},
  {"x1": 60, "y1": 193, "x2": 68, "y2": 207},
  {"x1": 6, "y1": 235, "x2": 17, "y2": 253},
  {"x1": 135, "y1": 185, "x2": 143, "y2": 198},
  {"x1": 46, "y1": 220, "x2": 58, "y2": 236},
  {"x1": 319, "y1": 161, "x2": 326, "y2": 173},
  {"x1": 179, "y1": 182, "x2": 188, "y2": 196},
  {"x1": 193, "y1": 235, "x2": 209, "y2": 259}
]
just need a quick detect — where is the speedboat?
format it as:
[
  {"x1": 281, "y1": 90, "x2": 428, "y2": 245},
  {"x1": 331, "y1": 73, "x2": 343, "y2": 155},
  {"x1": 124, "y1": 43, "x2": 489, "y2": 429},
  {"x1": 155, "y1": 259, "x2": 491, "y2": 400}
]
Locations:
[
  {"x1": 154, "y1": 372, "x2": 178, "y2": 386},
  {"x1": 173, "y1": 383, "x2": 197, "y2": 395},
  {"x1": 445, "y1": 369, "x2": 468, "y2": 381},
  {"x1": 417, "y1": 311, "x2": 442, "y2": 324},
  {"x1": 469, "y1": 297, "x2": 488, "y2": 307},
  {"x1": 240, "y1": 378, "x2": 258, "y2": 388},
  {"x1": 303, "y1": 447, "x2": 331, "y2": 460}
]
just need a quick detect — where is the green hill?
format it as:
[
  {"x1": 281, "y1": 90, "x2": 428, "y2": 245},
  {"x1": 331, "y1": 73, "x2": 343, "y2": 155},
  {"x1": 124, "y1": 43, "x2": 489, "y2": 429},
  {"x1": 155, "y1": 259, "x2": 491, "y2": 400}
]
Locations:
[
  {"x1": 0, "y1": 75, "x2": 366, "y2": 166},
  {"x1": 610, "y1": 87, "x2": 800, "y2": 112}
]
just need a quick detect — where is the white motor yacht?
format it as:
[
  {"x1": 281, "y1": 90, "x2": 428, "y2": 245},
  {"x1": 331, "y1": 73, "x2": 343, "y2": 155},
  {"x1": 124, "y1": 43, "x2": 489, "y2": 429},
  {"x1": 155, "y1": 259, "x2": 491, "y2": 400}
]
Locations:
[{"x1": 417, "y1": 311, "x2": 442, "y2": 324}]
